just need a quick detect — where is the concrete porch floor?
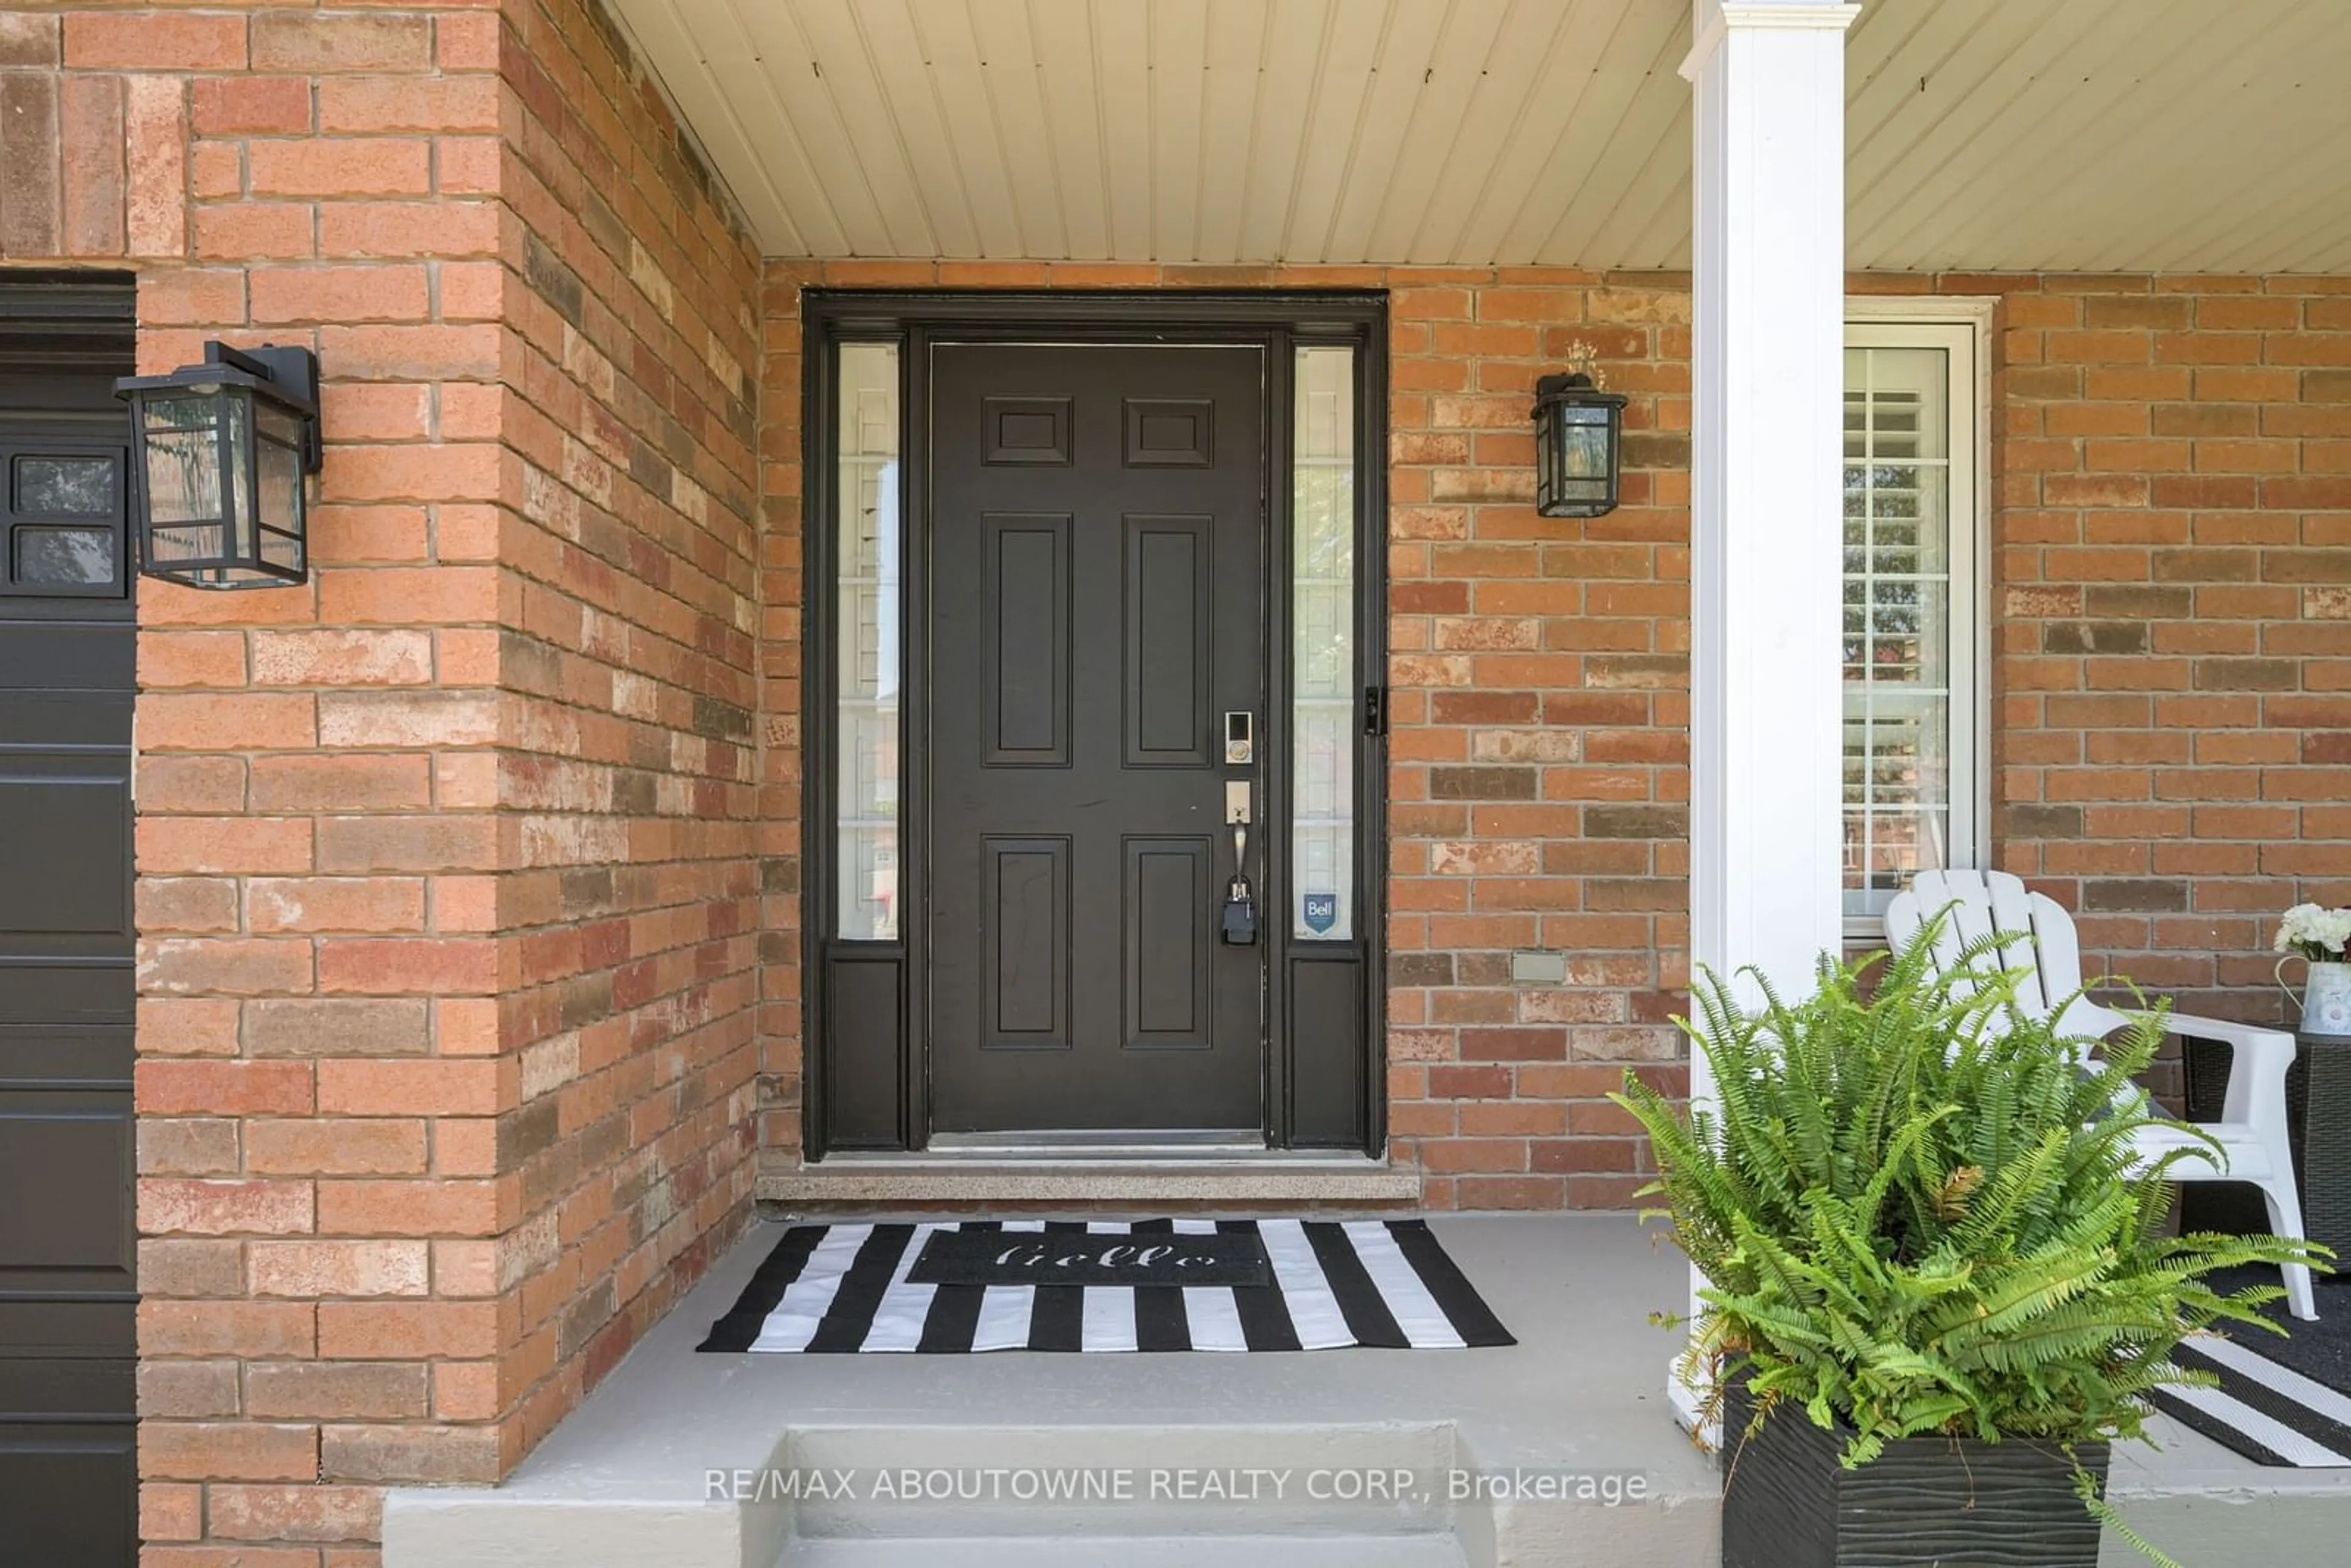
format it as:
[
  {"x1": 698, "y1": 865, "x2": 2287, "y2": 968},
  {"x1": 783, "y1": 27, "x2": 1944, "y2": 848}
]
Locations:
[{"x1": 384, "y1": 1215, "x2": 2351, "y2": 1567}]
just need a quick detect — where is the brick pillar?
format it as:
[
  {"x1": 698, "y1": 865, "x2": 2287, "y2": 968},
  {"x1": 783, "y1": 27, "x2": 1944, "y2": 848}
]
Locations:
[
  {"x1": 486, "y1": 0, "x2": 763, "y2": 1455},
  {"x1": 110, "y1": 4, "x2": 522, "y2": 1555}
]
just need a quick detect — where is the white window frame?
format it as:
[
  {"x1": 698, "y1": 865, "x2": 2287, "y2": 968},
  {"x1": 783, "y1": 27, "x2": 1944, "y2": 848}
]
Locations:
[{"x1": 1840, "y1": 298, "x2": 1993, "y2": 938}]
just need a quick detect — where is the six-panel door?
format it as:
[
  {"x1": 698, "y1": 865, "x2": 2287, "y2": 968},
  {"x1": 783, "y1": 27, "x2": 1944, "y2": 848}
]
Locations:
[{"x1": 928, "y1": 343, "x2": 1267, "y2": 1133}]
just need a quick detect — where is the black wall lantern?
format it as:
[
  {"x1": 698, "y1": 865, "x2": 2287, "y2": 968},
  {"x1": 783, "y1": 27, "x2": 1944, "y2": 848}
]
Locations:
[
  {"x1": 1532, "y1": 369, "x2": 1627, "y2": 519},
  {"x1": 114, "y1": 342, "x2": 321, "y2": 589}
]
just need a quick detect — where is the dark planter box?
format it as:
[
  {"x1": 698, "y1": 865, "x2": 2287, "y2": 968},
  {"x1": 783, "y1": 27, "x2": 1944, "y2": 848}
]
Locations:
[{"x1": 1720, "y1": 1383, "x2": 2108, "y2": 1568}]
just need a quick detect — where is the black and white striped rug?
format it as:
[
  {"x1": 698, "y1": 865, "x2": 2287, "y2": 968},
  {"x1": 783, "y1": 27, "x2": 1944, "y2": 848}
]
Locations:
[
  {"x1": 698, "y1": 1220, "x2": 1515, "y2": 1353},
  {"x1": 2152, "y1": 1337, "x2": 2351, "y2": 1466}
]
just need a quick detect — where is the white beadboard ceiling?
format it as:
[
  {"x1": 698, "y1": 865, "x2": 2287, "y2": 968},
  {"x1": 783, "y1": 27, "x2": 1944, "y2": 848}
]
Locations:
[{"x1": 610, "y1": 0, "x2": 2351, "y2": 273}]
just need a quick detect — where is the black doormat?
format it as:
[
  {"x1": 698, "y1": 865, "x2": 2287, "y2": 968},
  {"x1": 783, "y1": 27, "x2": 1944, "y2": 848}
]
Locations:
[
  {"x1": 2148, "y1": 1269, "x2": 2351, "y2": 1466},
  {"x1": 698, "y1": 1218, "x2": 1515, "y2": 1353},
  {"x1": 907, "y1": 1226, "x2": 1272, "y2": 1287}
]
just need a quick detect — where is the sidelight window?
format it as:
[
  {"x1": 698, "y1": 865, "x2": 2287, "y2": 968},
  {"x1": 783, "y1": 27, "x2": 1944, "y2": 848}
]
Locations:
[
  {"x1": 836, "y1": 343, "x2": 901, "y2": 941},
  {"x1": 1841, "y1": 315, "x2": 1985, "y2": 928},
  {"x1": 1291, "y1": 345, "x2": 1357, "y2": 941}
]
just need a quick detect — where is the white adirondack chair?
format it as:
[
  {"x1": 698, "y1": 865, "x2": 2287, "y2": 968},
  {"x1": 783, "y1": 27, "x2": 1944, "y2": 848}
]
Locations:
[{"x1": 1886, "y1": 869, "x2": 2317, "y2": 1322}]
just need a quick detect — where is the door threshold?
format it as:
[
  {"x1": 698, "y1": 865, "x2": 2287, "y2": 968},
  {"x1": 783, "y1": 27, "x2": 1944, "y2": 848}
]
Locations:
[
  {"x1": 830, "y1": 1144, "x2": 1383, "y2": 1166},
  {"x1": 759, "y1": 1147, "x2": 1422, "y2": 1206}
]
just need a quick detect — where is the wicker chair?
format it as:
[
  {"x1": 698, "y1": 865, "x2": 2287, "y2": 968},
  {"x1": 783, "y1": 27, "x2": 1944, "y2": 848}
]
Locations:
[{"x1": 1886, "y1": 869, "x2": 2316, "y2": 1322}]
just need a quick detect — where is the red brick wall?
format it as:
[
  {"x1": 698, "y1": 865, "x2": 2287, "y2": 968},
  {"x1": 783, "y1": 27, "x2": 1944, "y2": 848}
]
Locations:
[
  {"x1": 4, "y1": 2, "x2": 759, "y2": 1561},
  {"x1": 1923, "y1": 273, "x2": 2351, "y2": 1045},
  {"x1": 1379, "y1": 271, "x2": 1695, "y2": 1209},
  {"x1": 489, "y1": 0, "x2": 763, "y2": 1462}
]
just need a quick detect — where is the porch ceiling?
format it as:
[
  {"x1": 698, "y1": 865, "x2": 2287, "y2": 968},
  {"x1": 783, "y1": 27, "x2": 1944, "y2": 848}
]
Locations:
[{"x1": 609, "y1": 0, "x2": 2351, "y2": 274}]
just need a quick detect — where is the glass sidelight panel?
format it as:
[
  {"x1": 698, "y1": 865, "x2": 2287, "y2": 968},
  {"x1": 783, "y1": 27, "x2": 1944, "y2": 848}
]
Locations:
[
  {"x1": 836, "y1": 343, "x2": 901, "y2": 940},
  {"x1": 1291, "y1": 345, "x2": 1355, "y2": 941},
  {"x1": 1841, "y1": 334, "x2": 1976, "y2": 920}
]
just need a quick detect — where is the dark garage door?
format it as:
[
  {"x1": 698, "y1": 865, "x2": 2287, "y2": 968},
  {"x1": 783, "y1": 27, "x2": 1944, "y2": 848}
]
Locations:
[{"x1": 0, "y1": 282, "x2": 137, "y2": 1566}]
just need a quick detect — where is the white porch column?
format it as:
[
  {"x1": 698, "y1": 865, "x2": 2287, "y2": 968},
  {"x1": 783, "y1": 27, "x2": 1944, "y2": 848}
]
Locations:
[{"x1": 1671, "y1": 0, "x2": 1858, "y2": 1431}]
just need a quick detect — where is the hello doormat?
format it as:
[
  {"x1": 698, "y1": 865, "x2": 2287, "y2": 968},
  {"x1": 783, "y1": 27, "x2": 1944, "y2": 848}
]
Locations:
[
  {"x1": 907, "y1": 1226, "x2": 1273, "y2": 1287},
  {"x1": 697, "y1": 1219, "x2": 1515, "y2": 1353}
]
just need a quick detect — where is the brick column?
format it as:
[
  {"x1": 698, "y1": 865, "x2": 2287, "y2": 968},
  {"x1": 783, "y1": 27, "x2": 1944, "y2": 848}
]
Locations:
[
  {"x1": 108, "y1": 4, "x2": 522, "y2": 1553},
  {"x1": 484, "y1": 0, "x2": 763, "y2": 1452}
]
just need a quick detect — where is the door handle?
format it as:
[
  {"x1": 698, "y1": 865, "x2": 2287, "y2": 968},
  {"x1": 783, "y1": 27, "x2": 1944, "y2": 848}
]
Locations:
[
  {"x1": 1221, "y1": 781, "x2": 1257, "y2": 945},
  {"x1": 1225, "y1": 782, "x2": 1251, "y2": 890},
  {"x1": 1221, "y1": 721, "x2": 1256, "y2": 943}
]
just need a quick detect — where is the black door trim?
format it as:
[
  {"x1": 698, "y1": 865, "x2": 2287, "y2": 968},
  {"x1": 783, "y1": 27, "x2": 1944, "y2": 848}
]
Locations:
[{"x1": 800, "y1": 290, "x2": 1389, "y2": 1159}]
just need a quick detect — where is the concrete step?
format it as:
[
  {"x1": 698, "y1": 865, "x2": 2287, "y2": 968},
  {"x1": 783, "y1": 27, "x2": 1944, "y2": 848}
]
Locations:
[
  {"x1": 385, "y1": 1422, "x2": 1484, "y2": 1568},
  {"x1": 783, "y1": 1534, "x2": 1470, "y2": 1567},
  {"x1": 778, "y1": 1422, "x2": 1464, "y2": 1538}
]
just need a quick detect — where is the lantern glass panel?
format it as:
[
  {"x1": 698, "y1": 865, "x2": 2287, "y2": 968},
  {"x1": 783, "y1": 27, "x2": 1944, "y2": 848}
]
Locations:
[
  {"x1": 1558, "y1": 406, "x2": 1612, "y2": 479},
  {"x1": 254, "y1": 401, "x2": 306, "y2": 574},
  {"x1": 138, "y1": 394, "x2": 228, "y2": 562},
  {"x1": 1542, "y1": 401, "x2": 1614, "y2": 511},
  {"x1": 222, "y1": 393, "x2": 255, "y2": 566}
]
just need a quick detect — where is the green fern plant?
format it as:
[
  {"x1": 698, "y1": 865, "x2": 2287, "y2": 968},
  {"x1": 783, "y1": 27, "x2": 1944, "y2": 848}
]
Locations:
[{"x1": 1612, "y1": 915, "x2": 2327, "y2": 1563}]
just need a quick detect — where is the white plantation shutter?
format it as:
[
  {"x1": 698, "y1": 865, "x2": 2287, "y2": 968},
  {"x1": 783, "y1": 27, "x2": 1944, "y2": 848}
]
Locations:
[{"x1": 1842, "y1": 321, "x2": 1984, "y2": 925}]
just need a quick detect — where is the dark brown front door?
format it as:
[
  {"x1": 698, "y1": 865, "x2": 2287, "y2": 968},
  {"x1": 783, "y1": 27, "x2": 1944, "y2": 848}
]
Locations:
[
  {"x1": 0, "y1": 336, "x2": 138, "y2": 1564},
  {"x1": 928, "y1": 343, "x2": 1266, "y2": 1134}
]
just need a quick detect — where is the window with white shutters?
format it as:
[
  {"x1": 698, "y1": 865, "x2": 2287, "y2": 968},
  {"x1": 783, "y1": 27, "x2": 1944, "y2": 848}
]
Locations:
[{"x1": 1842, "y1": 317, "x2": 1985, "y2": 928}]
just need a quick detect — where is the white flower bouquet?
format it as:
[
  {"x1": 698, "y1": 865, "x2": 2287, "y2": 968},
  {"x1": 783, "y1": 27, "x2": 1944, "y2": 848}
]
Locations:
[{"x1": 2273, "y1": 902, "x2": 2351, "y2": 964}]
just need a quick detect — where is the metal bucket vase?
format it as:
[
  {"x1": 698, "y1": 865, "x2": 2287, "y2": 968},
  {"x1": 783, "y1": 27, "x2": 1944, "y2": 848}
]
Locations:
[{"x1": 2281, "y1": 957, "x2": 2351, "y2": 1041}]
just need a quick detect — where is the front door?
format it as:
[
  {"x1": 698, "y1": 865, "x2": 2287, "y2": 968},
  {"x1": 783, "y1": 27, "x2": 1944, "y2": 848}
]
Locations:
[
  {"x1": 0, "y1": 345, "x2": 138, "y2": 1564},
  {"x1": 928, "y1": 343, "x2": 1266, "y2": 1135}
]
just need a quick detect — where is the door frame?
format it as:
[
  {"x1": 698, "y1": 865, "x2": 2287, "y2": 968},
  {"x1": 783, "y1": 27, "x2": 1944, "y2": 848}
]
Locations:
[{"x1": 800, "y1": 290, "x2": 1389, "y2": 1158}]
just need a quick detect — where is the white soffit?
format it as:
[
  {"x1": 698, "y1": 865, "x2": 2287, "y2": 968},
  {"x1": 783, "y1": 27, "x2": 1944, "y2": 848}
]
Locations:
[{"x1": 610, "y1": 0, "x2": 2351, "y2": 273}]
